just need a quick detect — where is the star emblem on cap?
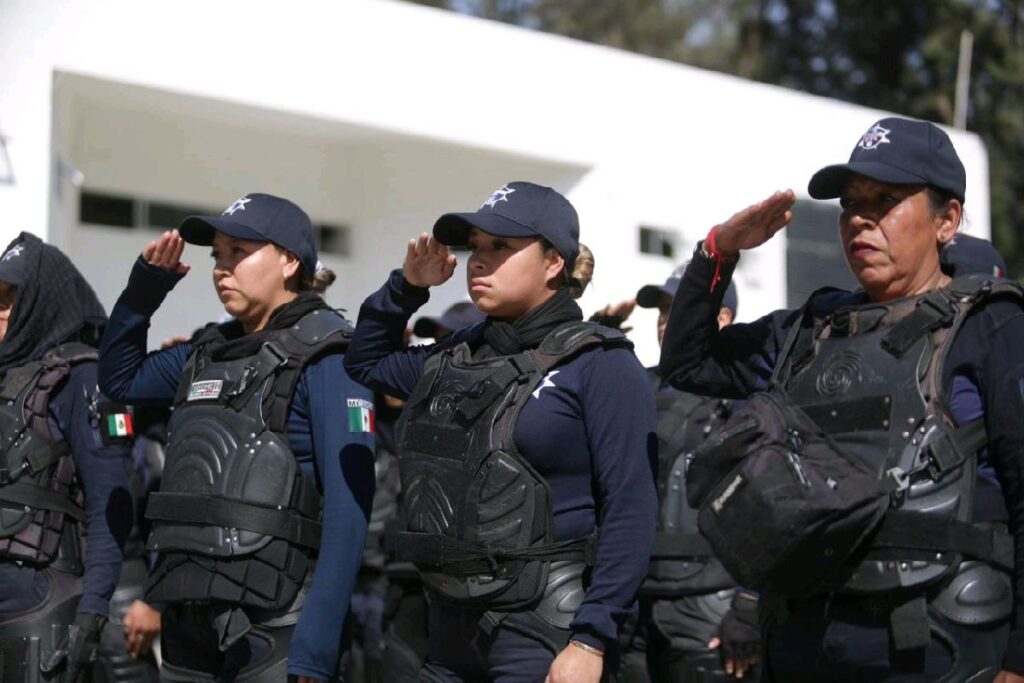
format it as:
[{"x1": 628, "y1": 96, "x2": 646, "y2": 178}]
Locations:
[
  {"x1": 481, "y1": 185, "x2": 516, "y2": 209},
  {"x1": 1, "y1": 244, "x2": 23, "y2": 261},
  {"x1": 223, "y1": 196, "x2": 251, "y2": 216},
  {"x1": 858, "y1": 124, "x2": 891, "y2": 151}
]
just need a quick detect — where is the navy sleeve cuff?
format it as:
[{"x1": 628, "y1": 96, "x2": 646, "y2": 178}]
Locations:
[
  {"x1": 568, "y1": 629, "x2": 607, "y2": 654},
  {"x1": 120, "y1": 256, "x2": 186, "y2": 315},
  {"x1": 386, "y1": 268, "x2": 431, "y2": 311}
]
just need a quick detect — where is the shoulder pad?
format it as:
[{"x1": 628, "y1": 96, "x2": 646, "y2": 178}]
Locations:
[
  {"x1": 48, "y1": 342, "x2": 99, "y2": 365},
  {"x1": 288, "y1": 309, "x2": 353, "y2": 348},
  {"x1": 806, "y1": 286, "x2": 859, "y2": 317},
  {"x1": 947, "y1": 273, "x2": 1024, "y2": 301},
  {"x1": 538, "y1": 321, "x2": 632, "y2": 357}
]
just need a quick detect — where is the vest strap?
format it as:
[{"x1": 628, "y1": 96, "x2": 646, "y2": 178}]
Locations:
[
  {"x1": 0, "y1": 480, "x2": 85, "y2": 522},
  {"x1": 146, "y1": 492, "x2": 321, "y2": 550},
  {"x1": 865, "y1": 510, "x2": 1013, "y2": 571},
  {"x1": 389, "y1": 531, "x2": 597, "y2": 574}
]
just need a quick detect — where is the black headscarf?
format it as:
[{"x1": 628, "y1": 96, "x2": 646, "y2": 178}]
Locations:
[
  {"x1": 0, "y1": 232, "x2": 107, "y2": 374},
  {"x1": 192, "y1": 291, "x2": 330, "y2": 361},
  {"x1": 476, "y1": 288, "x2": 583, "y2": 358}
]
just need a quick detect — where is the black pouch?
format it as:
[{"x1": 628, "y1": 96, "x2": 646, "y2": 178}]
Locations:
[{"x1": 685, "y1": 390, "x2": 890, "y2": 596}]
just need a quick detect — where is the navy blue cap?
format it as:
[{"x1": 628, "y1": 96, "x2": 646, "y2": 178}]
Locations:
[
  {"x1": 941, "y1": 233, "x2": 1007, "y2": 278},
  {"x1": 179, "y1": 193, "x2": 319, "y2": 279},
  {"x1": 413, "y1": 301, "x2": 485, "y2": 339},
  {"x1": 808, "y1": 117, "x2": 966, "y2": 203},
  {"x1": 637, "y1": 266, "x2": 738, "y2": 314},
  {"x1": 433, "y1": 182, "x2": 580, "y2": 271}
]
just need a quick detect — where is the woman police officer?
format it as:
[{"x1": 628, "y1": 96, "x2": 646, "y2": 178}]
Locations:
[
  {"x1": 98, "y1": 193, "x2": 376, "y2": 682},
  {"x1": 0, "y1": 232, "x2": 133, "y2": 682},
  {"x1": 660, "y1": 117, "x2": 1024, "y2": 682},
  {"x1": 344, "y1": 181, "x2": 658, "y2": 683}
]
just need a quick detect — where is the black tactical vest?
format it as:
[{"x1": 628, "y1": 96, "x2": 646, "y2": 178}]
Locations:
[
  {"x1": 644, "y1": 386, "x2": 734, "y2": 597},
  {"x1": 392, "y1": 321, "x2": 630, "y2": 612},
  {"x1": 0, "y1": 344, "x2": 92, "y2": 567},
  {"x1": 145, "y1": 309, "x2": 351, "y2": 611},
  {"x1": 778, "y1": 275, "x2": 1018, "y2": 622}
]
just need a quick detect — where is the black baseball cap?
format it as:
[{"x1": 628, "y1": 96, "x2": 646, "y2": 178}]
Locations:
[
  {"x1": 637, "y1": 267, "x2": 738, "y2": 315},
  {"x1": 413, "y1": 301, "x2": 485, "y2": 339},
  {"x1": 941, "y1": 233, "x2": 1007, "y2": 278},
  {"x1": 179, "y1": 193, "x2": 319, "y2": 278},
  {"x1": 808, "y1": 117, "x2": 966, "y2": 203},
  {"x1": 433, "y1": 182, "x2": 580, "y2": 271}
]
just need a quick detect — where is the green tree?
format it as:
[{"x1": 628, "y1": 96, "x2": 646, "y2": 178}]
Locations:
[{"x1": 409, "y1": 0, "x2": 1024, "y2": 274}]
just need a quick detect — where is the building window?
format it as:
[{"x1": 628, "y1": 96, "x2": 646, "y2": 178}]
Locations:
[
  {"x1": 785, "y1": 200, "x2": 857, "y2": 307},
  {"x1": 147, "y1": 201, "x2": 213, "y2": 230},
  {"x1": 639, "y1": 226, "x2": 676, "y2": 258},
  {"x1": 316, "y1": 223, "x2": 350, "y2": 256},
  {"x1": 80, "y1": 192, "x2": 135, "y2": 228}
]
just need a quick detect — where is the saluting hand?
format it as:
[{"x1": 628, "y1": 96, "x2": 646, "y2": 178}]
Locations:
[
  {"x1": 143, "y1": 230, "x2": 191, "y2": 275},
  {"x1": 403, "y1": 233, "x2": 456, "y2": 288},
  {"x1": 713, "y1": 190, "x2": 796, "y2": 259}
]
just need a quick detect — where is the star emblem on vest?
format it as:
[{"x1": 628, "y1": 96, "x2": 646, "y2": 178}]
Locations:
[
  {"x1": 532, "y1": 370, "x2": 559, "y2": 399},
  {"x1": 223, "y1": 196, "x2": 251, "y2": 216},
  {"x1": 1, "y1": 244, "x2": 23, "y2": 261},
  {"x1": 858, "y1": 124, "x2": 891, "y2": 151},
  {"x1": 481, "y1": 185, "x2": 516, "y2": 209}
]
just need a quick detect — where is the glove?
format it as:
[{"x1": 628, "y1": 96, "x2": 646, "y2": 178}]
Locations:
[
  {"x1": 719, "y1": 592, "x2": 760, "y2": 673},
  {"x1": 40, "y1": 612, "x2": 106, "y2": 683}
]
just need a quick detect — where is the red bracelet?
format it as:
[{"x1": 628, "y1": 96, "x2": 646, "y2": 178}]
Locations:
[{"x1": 703, "y1": 225, "x2": 725, "y2": 294}]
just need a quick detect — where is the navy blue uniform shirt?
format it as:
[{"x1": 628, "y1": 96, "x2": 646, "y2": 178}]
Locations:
[
  {"x1": 0, "y1": 361, "x2": 132, "y2": 620},
  {"x1": 343, "y1": 270, "x2": 658, "y2": 653},
  {"x1": 660, "y1": 248, "x2": 1024, "y2": 674},
  {"x1": 98, "y1": 258, "x2": 375, "y2": 681}
]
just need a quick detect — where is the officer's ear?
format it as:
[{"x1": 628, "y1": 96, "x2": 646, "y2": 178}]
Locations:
[
  {"x1": 279, "y1": 248, "x2": 301, "y2": 287},
  {"x1": 932, "y1": 197, "x2": 962, "y2": 247}
]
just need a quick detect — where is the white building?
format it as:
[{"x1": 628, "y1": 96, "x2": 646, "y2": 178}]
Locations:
[{"x1": 0, "y1": 0, "x2": 991, "y2": 365}]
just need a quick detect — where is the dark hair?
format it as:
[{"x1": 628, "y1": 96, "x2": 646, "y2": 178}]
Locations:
[
  {"x1": 926, "y1": 186, "x2": 964, "y2": 222},
  {"x1": 541, "y1": 239, "x2": 592, "y2": 298},
  {"x1": 301, "y1": 266, "x2": 336, "y2": 295}
]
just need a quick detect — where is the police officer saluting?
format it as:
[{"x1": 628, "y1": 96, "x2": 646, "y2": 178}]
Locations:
[
  {"x1": 0, "y1": 233, "x2": 133, "y2": 682},
  {"x1": 619, "y1": 273, "x2": 758, "y2": 682},
  {"x1": 344, "y1": 181, "x2": 658, "y2": 682},
  {"x1": 98, "y1": 194, "x2": 376, "y2": 682},
  {"x1": 661, "y1": 118, "x2": 1024, "y2": 681}
]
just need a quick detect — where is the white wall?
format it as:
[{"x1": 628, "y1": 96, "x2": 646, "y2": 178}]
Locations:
[{"x1": 0, "y1": 0, "x2": 993, "y2": 365}]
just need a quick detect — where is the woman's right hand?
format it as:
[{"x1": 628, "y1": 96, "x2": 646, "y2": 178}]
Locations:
[
  {"x1": 403, "y1": 233, "x2": 456, "y2": 288},
  {"x1": 143, "y1": 230, "x2": 191, "y2": 275},
  {"x1": 713, "y1": 190, "x2": 796, "y2": 259}
]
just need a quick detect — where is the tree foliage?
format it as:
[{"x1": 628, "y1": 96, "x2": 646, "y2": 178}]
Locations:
[{"x1": 409, "y1": 0, "x2": 1024, "y2": 274}]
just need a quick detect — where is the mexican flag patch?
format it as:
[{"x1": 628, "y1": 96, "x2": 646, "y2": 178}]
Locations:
[
  {"x1": 99, "y1": 403, "x2": 134, "y2": 445},
  {"x1": 347, "y1": 398, "x2": 375, "y2": 434}
]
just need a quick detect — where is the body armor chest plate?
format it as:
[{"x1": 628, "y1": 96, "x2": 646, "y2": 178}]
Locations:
[
  {"x1": 145, "y1": 309, "x2": 349, "y2": 610},
  {"x1": 394, "y1": 322, "x2": 627, "y2": 611},
  {"x1": 645, "y1": 390, "x2": 734, "y2": 595},
  {"x1": 0, "y1": 345, "x2": 92, "y2": 566},
  {"x1": 783, "y1": 282, "x2": 998, "y2": 594}
]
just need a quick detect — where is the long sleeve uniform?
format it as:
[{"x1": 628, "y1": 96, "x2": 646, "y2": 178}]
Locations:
[
  {"x1": 659, "y1": 247, "x2": 1024, "y2": 674},
  {"x1": 98, "y1": 258, "x2": 375, "y2": 681},
  {"x1": 343, "y1": 270, "x2": 658, "y2": 652}
]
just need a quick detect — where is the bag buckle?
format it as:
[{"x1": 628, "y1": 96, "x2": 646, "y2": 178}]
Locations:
[{"x1": 885, "y1": 467, "x2": 910, "y2": 495}]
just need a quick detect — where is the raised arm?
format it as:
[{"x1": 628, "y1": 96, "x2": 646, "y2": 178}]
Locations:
[{"x1": 98, "y1": 232, "x2": 192, "y2": 405}]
